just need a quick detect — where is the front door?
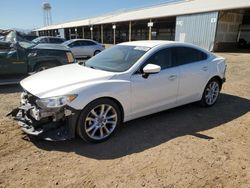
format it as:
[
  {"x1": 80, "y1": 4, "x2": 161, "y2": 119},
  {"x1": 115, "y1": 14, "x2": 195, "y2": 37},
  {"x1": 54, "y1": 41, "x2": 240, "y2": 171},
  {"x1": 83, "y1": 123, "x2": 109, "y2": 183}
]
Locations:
[{"x1": 131, "y1": 48, "x2": 179, "y2": 119}]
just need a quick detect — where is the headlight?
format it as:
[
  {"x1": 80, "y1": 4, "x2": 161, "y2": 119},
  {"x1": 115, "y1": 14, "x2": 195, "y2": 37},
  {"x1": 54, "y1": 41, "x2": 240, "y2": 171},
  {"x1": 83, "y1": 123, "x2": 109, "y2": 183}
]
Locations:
[
  {"x1": 66, "y1": 52, "x2": 74, "y2": 63},
  {"x1": 36, "y1": 94, "x2": 77, "y2": 108}
]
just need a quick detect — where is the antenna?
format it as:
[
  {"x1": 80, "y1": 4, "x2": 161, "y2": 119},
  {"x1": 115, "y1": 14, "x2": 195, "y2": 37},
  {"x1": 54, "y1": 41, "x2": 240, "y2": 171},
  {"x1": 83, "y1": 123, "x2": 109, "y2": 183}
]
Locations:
[{"x1": 42, "y1": 2, "x2": 52, "y2": 26}]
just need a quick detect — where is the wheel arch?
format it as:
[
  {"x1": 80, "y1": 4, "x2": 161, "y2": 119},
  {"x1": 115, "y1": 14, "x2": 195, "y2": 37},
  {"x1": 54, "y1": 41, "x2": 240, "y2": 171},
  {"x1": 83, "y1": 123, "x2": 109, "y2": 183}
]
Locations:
[
  {"x1": 84, "y1": 96, "x2": 125, "y2": 123},
  {"x1": 208, "y1": 75, "x2": 224, "y2": 90},
  {"x1": 32, "y1": 60, "x2": 61, "y2": 72},
  {"x1": 93, "y1": 50, "x2": 101, "y2": 56}
]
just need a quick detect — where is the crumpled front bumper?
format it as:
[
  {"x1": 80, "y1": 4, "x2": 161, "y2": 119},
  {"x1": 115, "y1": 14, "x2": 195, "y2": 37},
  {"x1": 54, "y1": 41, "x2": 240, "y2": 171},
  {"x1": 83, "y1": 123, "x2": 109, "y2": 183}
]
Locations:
[{"x1": 8, "y1": 102, "x2": 79, "y2": 141}]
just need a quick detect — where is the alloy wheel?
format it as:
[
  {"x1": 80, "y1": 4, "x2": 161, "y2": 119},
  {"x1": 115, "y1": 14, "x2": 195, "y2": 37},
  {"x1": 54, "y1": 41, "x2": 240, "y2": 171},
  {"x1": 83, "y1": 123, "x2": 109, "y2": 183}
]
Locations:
[
  {"x1": 205, "y1": 81, "x2": 220, "y2": 105},
  {"x1": 84, "y1": 104, "x2": 118, "y2": 140}
]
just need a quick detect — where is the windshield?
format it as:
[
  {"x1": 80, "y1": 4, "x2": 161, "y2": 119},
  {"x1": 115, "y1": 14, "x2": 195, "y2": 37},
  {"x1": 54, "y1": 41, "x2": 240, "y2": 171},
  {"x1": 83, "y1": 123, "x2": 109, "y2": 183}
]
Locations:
[
  {"x1": 85, "y1": 45, "x2": 149, "y2": 72},
  {"x1": 19, "y1": 41, "x2": 36, "y2": 49}
]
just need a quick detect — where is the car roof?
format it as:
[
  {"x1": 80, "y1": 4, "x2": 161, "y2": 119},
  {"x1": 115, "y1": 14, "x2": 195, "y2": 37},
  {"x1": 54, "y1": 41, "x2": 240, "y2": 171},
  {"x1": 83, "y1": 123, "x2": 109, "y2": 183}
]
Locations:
[
  {"x1": 69, "y1": 39, "x2": 97, "y2": 42},
  {"x1": 120, "y1": 40, "x2": 175, "y2": 48},
  {"x1": 119, "y1": 40, "x2": 210, "y2": 53},
  {"x1": 38, "y1": 36, "x2": 64, "y2": 39}
]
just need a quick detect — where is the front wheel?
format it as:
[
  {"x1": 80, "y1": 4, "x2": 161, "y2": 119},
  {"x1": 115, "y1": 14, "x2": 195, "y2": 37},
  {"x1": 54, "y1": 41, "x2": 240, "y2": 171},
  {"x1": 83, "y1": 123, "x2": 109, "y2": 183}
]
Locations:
[
  {"x1": 77, "y1": 98, "x2": 122, "y2": 143},
  {"x1": 200, "y1": 78, "x2": 221, "y2": 107}
]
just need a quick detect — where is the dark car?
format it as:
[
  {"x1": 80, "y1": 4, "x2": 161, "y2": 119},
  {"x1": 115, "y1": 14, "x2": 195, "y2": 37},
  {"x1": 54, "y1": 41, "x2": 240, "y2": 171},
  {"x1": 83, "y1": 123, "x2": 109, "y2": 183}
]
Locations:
[
  {"x1": 32, "y1": 36, "x2": 66, "y2": 44},
  {"x1": 0, "y1": 34, "x2": 75, "y2": 85}
]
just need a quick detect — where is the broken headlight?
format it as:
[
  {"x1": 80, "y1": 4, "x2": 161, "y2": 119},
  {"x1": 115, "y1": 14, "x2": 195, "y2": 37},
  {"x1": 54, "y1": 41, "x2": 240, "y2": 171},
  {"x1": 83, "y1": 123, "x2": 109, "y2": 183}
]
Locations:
[{"x1": 36, "y1": 95, "x2": 77, "y2": 108}]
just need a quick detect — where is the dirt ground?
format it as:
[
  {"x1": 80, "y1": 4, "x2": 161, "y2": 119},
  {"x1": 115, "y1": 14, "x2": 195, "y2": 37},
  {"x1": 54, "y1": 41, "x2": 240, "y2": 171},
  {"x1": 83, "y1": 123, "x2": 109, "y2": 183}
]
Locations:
[{"x1": 0, "y1": 52, "x2": 249, "y2": 188}]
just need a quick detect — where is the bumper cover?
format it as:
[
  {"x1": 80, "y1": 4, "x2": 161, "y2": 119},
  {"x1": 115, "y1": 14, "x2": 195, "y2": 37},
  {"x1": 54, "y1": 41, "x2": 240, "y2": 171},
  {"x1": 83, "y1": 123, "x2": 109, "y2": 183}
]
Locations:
[{"x1": 8, "y1": 105, "x2": 79, "y2": 141}]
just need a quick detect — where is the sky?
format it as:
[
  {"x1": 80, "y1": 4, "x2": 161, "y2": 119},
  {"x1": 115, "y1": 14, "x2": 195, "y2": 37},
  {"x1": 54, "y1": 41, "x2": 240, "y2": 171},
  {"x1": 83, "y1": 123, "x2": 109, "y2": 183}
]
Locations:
[{"x1": 0, "y1": 0, "x2": 177, "y2": 30}]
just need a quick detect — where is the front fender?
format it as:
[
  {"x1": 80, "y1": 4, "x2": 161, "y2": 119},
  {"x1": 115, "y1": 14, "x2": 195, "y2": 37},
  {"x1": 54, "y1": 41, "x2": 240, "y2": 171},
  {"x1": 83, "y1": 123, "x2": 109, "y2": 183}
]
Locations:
[{"x1": 68, "y1": 80, "x2": 131, "y2": 121}]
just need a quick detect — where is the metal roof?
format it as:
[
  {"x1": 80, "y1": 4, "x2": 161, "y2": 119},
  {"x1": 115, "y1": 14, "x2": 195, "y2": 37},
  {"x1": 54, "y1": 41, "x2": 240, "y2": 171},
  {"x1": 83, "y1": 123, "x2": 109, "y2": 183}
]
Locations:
[{"x1": 35, "y1": 0, "x2": 250, "y2": 31}]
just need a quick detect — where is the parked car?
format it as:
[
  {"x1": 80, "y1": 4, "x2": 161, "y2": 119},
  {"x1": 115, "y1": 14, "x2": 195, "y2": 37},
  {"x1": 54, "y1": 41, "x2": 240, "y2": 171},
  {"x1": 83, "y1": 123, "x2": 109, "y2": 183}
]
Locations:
[
  {"x1": 32, "y1": 36, "x2": 66, "y2": 44},
  {"x1": 62, "y1": 39, "x2": 105, "y2": 59},
  {"x1": 9, "y1": 41, "x2": 226, "y2": 143},
  {"x1": 0, "y1": 35, "x2": 75, "y2": 85}
]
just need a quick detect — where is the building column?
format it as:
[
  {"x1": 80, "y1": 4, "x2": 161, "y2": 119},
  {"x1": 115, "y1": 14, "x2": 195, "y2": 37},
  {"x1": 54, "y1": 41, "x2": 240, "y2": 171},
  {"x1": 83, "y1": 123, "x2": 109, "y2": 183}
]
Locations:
[
  {"x1": 129, "y1": 21, "x2": 132, "y2": 41},
  {"x1": 149, "y1": 19, "x2": 152, "y2": 40},
  {"x1": 90, "y1": 26, "x2": 93, "y2": 40},
  {"x1": 69, "y1": 29, "x2": 71, "y2": 39},
  {"x1": 82, "y1": 27, "x2": 85, "y2": 39},
  {"x1": 101, "y1": 25, "x2": 104, "y2": 44},
  {"x1": 113, "y1": 25, "x2": 116, "y2": 45},
  {"x1": 75, "y1": 28, "x2": 78, "y2": 39}
]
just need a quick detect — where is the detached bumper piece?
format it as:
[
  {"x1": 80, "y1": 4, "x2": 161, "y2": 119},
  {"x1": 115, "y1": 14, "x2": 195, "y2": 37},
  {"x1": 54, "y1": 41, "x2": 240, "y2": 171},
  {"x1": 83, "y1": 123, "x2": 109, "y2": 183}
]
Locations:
[{"x1": 7, "y1": 94, "x2": 77, "y2": 141}]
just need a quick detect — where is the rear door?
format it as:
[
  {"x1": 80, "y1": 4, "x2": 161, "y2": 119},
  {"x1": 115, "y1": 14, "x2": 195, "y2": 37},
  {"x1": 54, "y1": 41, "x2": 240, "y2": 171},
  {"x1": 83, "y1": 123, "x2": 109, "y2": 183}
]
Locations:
[
  {"x1": 84, "y1": 41, "x2": 97, "y2": 56},
  {"x1": 69, "y1": 41, "x2": 82, "y2": 57},
  {"x1": 173, "y1": 46, "x2": 209, "y2": 105}
]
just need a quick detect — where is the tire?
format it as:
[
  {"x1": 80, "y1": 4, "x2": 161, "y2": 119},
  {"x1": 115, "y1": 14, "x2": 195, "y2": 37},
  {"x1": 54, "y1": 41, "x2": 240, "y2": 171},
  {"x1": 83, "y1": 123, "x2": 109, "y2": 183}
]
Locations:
[
  {"x1": 200, "y1": 78, "x2": 221, "y2": 107},
  {"x1": 77, "y1": 98, "x2": 122, "y2": 143},
  {"x1": 94, "y1": 50, "x2": 101, "y2": 56},
  {"x1": 35, "y1": 62, "x2": 58, "y2": 72}
]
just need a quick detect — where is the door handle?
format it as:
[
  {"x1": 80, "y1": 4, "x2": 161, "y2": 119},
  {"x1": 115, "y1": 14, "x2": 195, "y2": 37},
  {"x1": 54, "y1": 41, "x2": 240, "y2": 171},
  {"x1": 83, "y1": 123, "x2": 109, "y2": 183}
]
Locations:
[
  {"x1": 202, "y1": 66, "x2": 208, "y2": 71},
  {"x1": 168, "y1": 75, "x2": 177, "y2": 80}
]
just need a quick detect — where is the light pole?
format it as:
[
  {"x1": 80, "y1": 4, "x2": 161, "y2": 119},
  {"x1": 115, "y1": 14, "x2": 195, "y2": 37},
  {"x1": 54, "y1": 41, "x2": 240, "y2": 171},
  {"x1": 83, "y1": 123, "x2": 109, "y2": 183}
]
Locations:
[
  {"x1": 112, "y1": 24, "x2": 116, "y2": 44},
  {"x1": 75, "y1": 28, "x2": 78, "y2": 39},
  {"x1": 90, "y1": 26, "x2": 93, "y2": 40},
  {"x1": 148, "y1": 20, "x2": 154, "y2": 40}
]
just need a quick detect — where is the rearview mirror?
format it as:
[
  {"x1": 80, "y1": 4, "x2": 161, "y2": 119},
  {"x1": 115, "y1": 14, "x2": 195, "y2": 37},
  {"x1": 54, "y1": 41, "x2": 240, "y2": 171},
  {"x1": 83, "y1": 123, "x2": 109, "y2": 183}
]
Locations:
[{"x1": 142, "y1": 64, "x2": 161, "y2": 78}]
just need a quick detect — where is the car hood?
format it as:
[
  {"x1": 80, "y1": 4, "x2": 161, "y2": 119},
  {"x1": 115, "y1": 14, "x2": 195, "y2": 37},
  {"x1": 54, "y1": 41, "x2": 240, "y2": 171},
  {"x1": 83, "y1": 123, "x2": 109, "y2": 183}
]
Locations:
[
  {"x1": 20, "y1": 64, "x2": 116, "y2": 98},
  {"x1": 33, "y1": 43, "x2": 70, "y2": 51}
]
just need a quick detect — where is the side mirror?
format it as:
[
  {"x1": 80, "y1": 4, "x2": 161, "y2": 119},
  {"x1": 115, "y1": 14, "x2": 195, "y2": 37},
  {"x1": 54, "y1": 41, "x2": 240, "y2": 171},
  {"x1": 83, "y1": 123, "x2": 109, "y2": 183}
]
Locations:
[{"x1": 142, "y1": 64, "x2": 161, "y2": 78}]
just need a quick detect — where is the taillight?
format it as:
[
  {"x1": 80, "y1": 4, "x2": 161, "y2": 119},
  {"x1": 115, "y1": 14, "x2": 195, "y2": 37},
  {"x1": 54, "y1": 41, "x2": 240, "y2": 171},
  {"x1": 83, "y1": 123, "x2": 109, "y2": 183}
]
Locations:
[{"x1": 66, "y1": 52, "x2": 74, "y2": 63}]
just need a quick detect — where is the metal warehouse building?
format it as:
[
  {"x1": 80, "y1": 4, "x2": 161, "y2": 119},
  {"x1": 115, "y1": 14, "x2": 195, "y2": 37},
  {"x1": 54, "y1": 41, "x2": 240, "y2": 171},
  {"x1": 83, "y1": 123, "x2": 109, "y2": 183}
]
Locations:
[{"x1": 35, "y1": 0, "x2": 250, "y2": 51}]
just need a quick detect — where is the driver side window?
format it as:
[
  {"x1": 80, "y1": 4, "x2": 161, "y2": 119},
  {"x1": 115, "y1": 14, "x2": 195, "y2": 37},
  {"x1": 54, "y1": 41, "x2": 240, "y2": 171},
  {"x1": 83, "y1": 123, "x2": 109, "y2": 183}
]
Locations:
[{"x1": 142, "y1": 48, "x2": 172, "y2": 72}]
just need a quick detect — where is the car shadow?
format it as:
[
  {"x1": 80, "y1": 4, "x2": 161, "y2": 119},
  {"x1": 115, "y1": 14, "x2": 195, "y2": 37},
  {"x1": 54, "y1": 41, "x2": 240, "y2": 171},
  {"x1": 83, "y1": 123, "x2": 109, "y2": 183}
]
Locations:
[
  {"x1": 32, "y1": 93, "x2": 250, "y2": 159},
  {"x1": 0, "y1": 84, "x2": 22, "y2": 94}
]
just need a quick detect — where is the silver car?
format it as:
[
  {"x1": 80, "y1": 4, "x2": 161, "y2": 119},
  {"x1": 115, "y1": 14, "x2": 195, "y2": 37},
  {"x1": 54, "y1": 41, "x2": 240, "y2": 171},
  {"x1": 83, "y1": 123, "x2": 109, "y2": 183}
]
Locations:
[{"x1": 63, "y1": 39, "x2": 105, "y2": 58}]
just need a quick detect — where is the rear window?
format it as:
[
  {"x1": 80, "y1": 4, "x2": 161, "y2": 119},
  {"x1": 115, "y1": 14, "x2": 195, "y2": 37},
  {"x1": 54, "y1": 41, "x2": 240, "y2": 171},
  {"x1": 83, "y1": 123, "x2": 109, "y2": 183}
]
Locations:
[
  {"x1": 173, "y1": 47, "x2": 208, "y2": 66},
  {"x1": 50, "y1": 38, "x2": 65, "y2": 43}
]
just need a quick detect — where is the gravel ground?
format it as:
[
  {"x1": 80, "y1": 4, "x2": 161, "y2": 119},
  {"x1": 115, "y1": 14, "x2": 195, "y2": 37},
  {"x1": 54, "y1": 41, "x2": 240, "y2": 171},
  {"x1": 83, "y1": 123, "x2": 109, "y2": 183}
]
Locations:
[{"x1": 0, "y1": 52, "x2": 249, "y2": 188}]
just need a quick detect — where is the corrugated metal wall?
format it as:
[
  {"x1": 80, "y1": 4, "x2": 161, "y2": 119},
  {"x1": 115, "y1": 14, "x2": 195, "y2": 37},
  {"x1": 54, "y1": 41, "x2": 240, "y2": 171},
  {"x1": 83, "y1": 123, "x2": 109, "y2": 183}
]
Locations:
[{"x1": 175, "y1": 11, "x2": 218, "y2": 51}]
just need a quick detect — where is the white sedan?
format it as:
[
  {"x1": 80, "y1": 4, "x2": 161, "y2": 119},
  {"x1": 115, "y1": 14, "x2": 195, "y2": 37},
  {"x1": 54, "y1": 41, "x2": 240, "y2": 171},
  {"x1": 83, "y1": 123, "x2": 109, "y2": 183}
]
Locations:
[
  {"x1": 10, "y1": 41, "x2": 226, "y2": 143},
  {"x1": 63, "y1": 39, "x2": 105, "y2": 59}
]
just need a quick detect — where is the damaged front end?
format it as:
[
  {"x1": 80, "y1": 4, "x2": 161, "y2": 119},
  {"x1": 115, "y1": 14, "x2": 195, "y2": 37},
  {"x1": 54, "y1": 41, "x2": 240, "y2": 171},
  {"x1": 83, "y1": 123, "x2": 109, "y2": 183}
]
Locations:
[{"x1": 7, "y1": 91, "x2": 79, "y2": 141}]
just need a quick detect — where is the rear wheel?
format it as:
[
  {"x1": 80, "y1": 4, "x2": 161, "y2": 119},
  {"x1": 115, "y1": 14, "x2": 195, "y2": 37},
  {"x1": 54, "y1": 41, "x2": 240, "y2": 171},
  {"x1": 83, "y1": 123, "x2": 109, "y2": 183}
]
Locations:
[
  {"x1": 200, "y1": 78, "x2": 221, "y2": 107},
  {"x1": 35, "y1": 62, "x2": 58, "y2": 72},
  {"x1": 94, "y1": 50, "x2": 101, "y2": 56},
  {"x1": 77, "y1": 98, "x2": 122, "y2": 143}
]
